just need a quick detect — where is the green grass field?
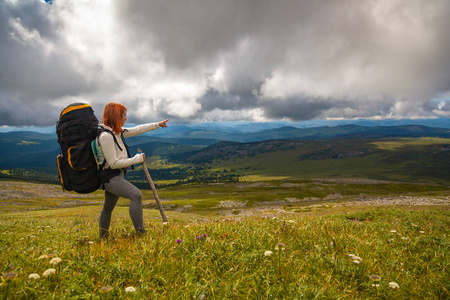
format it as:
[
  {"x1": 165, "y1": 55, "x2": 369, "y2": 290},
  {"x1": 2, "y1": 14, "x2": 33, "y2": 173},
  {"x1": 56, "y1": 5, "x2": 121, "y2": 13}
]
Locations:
[
  {"x1": 1, "y1": 204, "x2": 449, "y2": 299},
  {"x1": 1, "y1": 136, "x2": 449, "y2": 298},
  {"x1": 370, "y1": 137, "x2": 450, "y2": 150},
  {"x1": 205, "y1": 137, "x2": 450, "y2": 185},
  {"x1": 1, "y1": 177, "x2": 449, "y2": 299}
]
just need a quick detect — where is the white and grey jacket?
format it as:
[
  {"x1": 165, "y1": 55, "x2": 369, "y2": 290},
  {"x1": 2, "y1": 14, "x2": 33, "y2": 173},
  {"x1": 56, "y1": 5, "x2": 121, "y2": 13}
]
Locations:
[{"x1": 96, "y1": 123, "x2": 159, "y2": 170}]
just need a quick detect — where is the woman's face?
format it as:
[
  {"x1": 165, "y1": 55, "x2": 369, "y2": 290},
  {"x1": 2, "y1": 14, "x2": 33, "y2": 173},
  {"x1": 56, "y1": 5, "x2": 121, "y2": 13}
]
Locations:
[{"x1": 121, "y1": 110, "x2": 127, "y2": 126}]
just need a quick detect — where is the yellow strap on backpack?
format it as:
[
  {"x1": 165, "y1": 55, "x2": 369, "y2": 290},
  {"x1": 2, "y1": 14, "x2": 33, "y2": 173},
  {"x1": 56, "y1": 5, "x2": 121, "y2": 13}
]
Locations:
[{"x1": 60, "y1": 104, "x2": 91, "y2": 117}]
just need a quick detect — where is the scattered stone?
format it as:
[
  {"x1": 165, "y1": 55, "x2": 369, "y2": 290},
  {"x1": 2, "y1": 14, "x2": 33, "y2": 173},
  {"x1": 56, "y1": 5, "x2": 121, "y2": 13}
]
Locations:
[{"x1": 216, "y1": 200, "x2": 247, "y2": 208}]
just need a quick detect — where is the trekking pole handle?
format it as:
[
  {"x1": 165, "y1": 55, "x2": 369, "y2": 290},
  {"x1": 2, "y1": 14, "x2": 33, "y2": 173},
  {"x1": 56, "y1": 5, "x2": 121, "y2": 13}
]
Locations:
[{"x1": 137, "y1": 148, "x2": 145, "y2": 160}]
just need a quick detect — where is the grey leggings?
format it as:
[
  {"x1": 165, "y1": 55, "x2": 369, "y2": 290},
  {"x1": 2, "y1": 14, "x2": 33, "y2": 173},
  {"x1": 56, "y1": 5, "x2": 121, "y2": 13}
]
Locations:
[{"x1": 99, "y1": 172, "x2": 145, "y2": 238}]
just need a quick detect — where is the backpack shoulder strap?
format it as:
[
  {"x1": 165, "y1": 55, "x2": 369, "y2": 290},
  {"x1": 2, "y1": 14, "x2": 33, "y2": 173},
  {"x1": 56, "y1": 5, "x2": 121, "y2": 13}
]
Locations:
[
  {"x1": 98, "y1": 127, "x2": 122, "y2": 151},
  {"x1": 97, "y1": 127, "x2": 134, "y2": 170},
  {"x1": 120, "y1": 132, "x2": 134, "y2": 170}
]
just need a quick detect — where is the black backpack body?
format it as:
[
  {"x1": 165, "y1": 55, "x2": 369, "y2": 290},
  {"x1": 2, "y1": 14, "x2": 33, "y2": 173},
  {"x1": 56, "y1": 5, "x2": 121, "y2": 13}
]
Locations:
[{"x1": 56, "y1": 103, "x2": 102, "y2": 193}]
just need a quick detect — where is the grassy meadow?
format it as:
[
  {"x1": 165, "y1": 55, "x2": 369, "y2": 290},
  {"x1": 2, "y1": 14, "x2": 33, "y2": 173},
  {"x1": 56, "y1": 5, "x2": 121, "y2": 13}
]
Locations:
[
  {"x1": 1, "y1": 205, "x2": 449, "y2": 299},
  {"x1": 203, "y1": 137, "x2": 450, "y2": 185},
  {"x1": 1, "y1": 137, "x2": 449, "y2": 298},
  {"x1": 1, "y1": 179, "x2": 450, "y2": 299}
]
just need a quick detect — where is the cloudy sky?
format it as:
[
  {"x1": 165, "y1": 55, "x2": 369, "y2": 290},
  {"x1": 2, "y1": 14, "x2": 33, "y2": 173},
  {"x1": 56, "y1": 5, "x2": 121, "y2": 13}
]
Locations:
[{"x1": 1, "y1": 0, "x2": 449, "y2": 127}]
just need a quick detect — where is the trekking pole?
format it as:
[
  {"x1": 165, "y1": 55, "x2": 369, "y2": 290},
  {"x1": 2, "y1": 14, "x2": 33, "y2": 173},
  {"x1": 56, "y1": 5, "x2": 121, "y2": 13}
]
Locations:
[{"x1": 138, "y1": 149, "x2": 168, "y2": 223}]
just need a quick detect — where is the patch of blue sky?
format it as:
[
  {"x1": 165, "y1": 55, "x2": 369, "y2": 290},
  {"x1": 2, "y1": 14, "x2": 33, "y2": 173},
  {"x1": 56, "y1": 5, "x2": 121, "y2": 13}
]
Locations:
[{"x1": 430, "y1": 97, "x2": 449, "y2": 110}]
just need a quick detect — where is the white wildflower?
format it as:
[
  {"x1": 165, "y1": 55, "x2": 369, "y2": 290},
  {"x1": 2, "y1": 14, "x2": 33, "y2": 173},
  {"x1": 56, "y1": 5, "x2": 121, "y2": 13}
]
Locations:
[
  {"x1": 390, "y1": 230, "x2": 397, "y2": 233},
  {"x1": 389, "y1": 282, "x2": 400, "y2": 289},
  {"x1": 49, "y1": 257, "x2": 61, "y2": 265},
  {"x1": 419, "y1": 231, "x2": 425, "y2": 234},
  {"x1": 38, "y1": 254, "x2": 48, "y2": 260},
  {"x1": 28, "y1": 273, "x2": 40, "y2": 280},
  {"x1": 42, "y1": 268, "x2": 56, "y2": 277},
  {"x1": 352, "y1": 256, "x2": 363, "y2": 262},
  {"x1": 264, "y1": 251, "x2": 273, "y2": 257},
  {"x1": 88, "y1": 241, "x2": 94, "y2": 245},
  {"x1": 401, "y1": 237, "x2": 408, "y2": 240},
  {"x1": 372, "y1": 284, "x2": 380, "y2": 288},
  {"x1": 125, "y1": 286, "x2": 136, "y2": 293},
  {"x1": 353, "y1": 260, "x2": 361, "y2": 264}
]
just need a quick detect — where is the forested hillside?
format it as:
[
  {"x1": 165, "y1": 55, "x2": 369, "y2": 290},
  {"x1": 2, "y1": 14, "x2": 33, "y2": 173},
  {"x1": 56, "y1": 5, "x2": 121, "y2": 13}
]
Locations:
[{"x1": 0, "y1": 125, "x2": 449, "y2": 186}]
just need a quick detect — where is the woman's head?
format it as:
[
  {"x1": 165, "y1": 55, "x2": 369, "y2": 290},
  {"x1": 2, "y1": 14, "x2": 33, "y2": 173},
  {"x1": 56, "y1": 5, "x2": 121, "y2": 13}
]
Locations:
[{"x1": 102, "y1": 102, "x2": 127, "y2": 133}]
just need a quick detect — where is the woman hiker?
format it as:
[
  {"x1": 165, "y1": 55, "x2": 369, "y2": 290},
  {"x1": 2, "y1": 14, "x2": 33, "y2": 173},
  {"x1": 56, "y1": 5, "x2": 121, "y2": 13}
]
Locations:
[{"x1": 96, "y1": 102, "x2": 169, "y2": 239}]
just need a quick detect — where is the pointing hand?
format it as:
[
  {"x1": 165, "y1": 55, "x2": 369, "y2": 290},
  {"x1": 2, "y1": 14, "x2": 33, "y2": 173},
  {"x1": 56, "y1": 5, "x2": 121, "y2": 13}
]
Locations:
[{"x1": 159, "y1": 119, "x2": 169, "y2": 128}]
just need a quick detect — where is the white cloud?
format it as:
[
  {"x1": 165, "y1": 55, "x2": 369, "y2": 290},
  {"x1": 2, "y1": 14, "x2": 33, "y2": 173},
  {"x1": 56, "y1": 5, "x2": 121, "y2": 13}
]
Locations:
[{"x1": 196, "y1": 107, "x2": 270, "y2": 123}]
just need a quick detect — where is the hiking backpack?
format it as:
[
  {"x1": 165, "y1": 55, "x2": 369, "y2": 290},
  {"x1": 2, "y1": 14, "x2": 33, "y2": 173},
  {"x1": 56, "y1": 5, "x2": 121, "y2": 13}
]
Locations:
[
  {"x1": 56, "y1": 103, "x2": 102, "y2": 193},
  {"x1": 56, "y1": 103, "x2": 131, "y2": 193}
]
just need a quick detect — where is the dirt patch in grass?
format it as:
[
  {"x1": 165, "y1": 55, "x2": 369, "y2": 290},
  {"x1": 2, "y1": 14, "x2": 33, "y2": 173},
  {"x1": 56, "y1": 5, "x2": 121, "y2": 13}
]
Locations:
[
  {"x1": 335, "y1": 195, "x2": 450, "y2": 207},
  {"x1": 235, "y1": 182, "x2": 274, "y2": 188},
  {"x1": 215, "y1": 200, "x2": 247, "y2": 208},
  {"x1": 314, "y1": 178, "x2": 399, "y2": 184},
  {"x1": 280, "y1": 183, "x2": 307, "y2": 188},
  {"x1": 0, "y1": 181, "x2": 100, "y2": 200}
]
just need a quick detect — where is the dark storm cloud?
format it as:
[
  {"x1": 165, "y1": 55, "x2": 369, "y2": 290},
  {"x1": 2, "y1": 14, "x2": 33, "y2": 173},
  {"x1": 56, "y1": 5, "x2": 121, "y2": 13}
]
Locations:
[
  {"x1": 0, "y1": 95, "x2": 60, "y2": 126},
  {"x1": 198, "y1": 89, "x2": 259, "y2": 111},
  {"x1": 261, "y1": 98, "x2": 335, "y2": 121},
  {"x1": 115, "y1": 0, "x2": 326, "y2": 84}
]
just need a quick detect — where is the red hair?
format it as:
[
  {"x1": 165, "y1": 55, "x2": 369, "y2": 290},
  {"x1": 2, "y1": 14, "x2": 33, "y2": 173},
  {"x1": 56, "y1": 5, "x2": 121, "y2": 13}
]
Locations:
[{"x1": 102, "y1": 102, "x2": 127, "y2": 133}]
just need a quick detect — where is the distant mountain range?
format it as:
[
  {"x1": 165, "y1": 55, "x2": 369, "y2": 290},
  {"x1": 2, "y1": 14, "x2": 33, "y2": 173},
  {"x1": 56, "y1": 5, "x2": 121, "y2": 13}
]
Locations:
[
  {"x1": 0, "y1": 123, "x2": 449, "y2": 169},
  {"x1": 2, "y1": 117, "x2": 450, "y2": 134},
  {"x1": 147, "y1": 123, "x2": 450, "y2": 142}
]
